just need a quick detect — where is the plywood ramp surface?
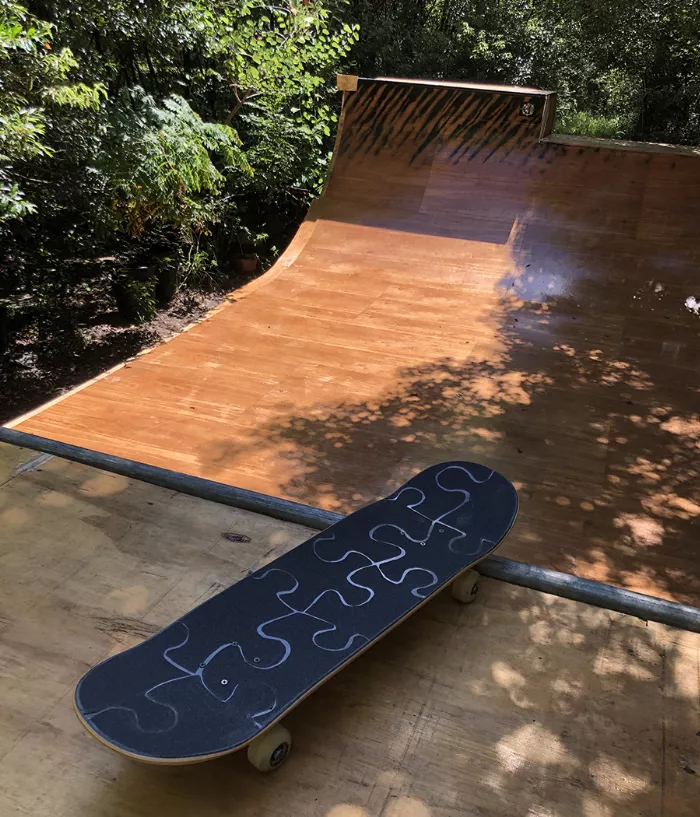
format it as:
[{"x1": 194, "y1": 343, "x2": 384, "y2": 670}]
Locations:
[
  {"x1": 0, "y1": 447, "x2": 698, "y2": 817},
  {"x1": 12, "y1": 78, "x2": 700, "y2": 606}
]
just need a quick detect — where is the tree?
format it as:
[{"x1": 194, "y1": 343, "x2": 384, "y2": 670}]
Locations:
[
  {"x1": 0, "y1": 0, "x2": 104, "y2": 220},
  {"x1": 0, "y1": 0, "x2": 358, "y2": 332}
]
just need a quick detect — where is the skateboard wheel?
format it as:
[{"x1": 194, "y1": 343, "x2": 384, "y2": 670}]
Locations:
[
  {"x1": 247, "y1": 724, "x2": 292, "y2": 772},
  {"x1": 451, "y1": 569, "x2": 480, "y2": 604}
]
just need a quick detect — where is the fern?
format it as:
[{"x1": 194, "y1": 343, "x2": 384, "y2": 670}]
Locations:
[{"x1": 104, "y1": 91, "x2": 252, "y2": 236}]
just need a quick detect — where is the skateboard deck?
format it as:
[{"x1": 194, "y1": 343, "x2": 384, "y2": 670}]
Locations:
[{"x1": 75, "y1": 461, "x2": 517, "y2": 766}]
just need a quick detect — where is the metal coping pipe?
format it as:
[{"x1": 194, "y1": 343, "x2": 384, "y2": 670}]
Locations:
[
  {"x1": 0, "y1": 427, "x2": 338, "y2": 530},
  {"x1": 3, "y1": 426, "x2": 700, "y2": 634}
]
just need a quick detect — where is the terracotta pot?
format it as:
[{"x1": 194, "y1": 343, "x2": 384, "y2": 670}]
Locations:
[{"x1": 231, "y1": 256, "x2": 259, "y2": 275}]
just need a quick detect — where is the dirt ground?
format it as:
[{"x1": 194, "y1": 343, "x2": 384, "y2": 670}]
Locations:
[{"x1": 0, "y1": 288, "x2": 227, "y2": 424}]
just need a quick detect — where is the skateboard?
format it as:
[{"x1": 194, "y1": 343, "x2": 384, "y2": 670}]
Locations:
[{"x1": 74, "y1": 461, "x2": 518, "y2": 770}]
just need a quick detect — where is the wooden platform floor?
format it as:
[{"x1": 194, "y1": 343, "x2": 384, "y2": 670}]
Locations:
[
  {"x1": 10, "y1": 79, "x2": 700, "y2": 606},
  {"x1": 0, "y1": 445, "x2": 698, "y2": 817}
]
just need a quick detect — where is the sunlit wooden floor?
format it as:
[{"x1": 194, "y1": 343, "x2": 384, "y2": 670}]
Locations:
[
  {"x1": 11, "y1": 78, "x2": 700, "y2": 604},
  {"x1": 0, "y1": 446, "x2": 697, "y2": 817}
]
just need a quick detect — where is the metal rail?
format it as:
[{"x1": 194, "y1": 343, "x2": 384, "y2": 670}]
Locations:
[{"x1": 3, "y1": 426, "x2": 700, "y2": 634}]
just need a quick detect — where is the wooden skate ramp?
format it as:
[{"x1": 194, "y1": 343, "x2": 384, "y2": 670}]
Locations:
[{"x1": 11, "y1": 77, "x2": 700, "y2": 605}]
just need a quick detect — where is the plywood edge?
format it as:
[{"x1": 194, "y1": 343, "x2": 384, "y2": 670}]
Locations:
[
  {"x1": 373, "y1": 76, "x2": 554, "y2": 97},
  {"x1": 540, "y1": 94, "x2": 558, "y2": 139},
  {"x1": 8, "y1": 182, "x2": 324, "y2": 430},
  {"x1": 221, "y1": 208, "x2": 321, "y2": 301},
  {"x1": 5, "y1": 359, "x2": 131, "y2": 429},
  {"x1": 544, "y1": 132, "x2": 700, "y2": 157}
]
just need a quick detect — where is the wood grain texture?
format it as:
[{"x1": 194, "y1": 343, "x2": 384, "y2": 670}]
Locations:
[
  {"x1": 0, "y1": 448, "x2": 698, "y2": 816},
  {"x1": 12, "y1": 77, "x2": 700, "y2": 605}
]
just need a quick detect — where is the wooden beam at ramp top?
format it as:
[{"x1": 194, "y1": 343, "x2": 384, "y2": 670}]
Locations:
[{"x1": 336, "y1": 73, "x2": 358, "y2": 92}]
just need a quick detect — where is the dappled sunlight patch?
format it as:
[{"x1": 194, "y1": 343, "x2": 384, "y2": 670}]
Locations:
[
  {"x1": 465, "y1": 426, "x2": 504, "y2": 442},
  {"x1": 80, "y1": 472, "x2": 129, "y2": 497},
  {"x1": 514, "y1": 587, "x2": 611, "y2": 637},
  {"x1": 590, "y1": 418, "x2": 609, "y2": 438},
  {"x1": 466, "y1": 677, "x2": 494, "y2": 697},
  {"x1": 106, "y1": 585, "x2": 151, "y2": 616},
  {"x1": 599, "y1": 360, "x2": 654, "y2": 390},
  {"x1": 648, "y1": 494, "x2": 700, "y2": 519},
  {"x1": 326, "y1": 805, "x2": 369, "y2": 817},
  {"x1": 525, "y1": 808, "x2": 560, "y2": 817},
  {"x1": 495, "y1": 724, "x2": 578, "y2": 773},
  {"x1": 631, "y1": 486, "x2": 699, "y2": 522},
  {"x1": 551, "y1": 677, "x2": 584, "y2": 715},
  {"x1": 626, "y1": 633, "x2": 663, "y2": 667},
  {"x1": 588, "y1": 757, "x2": 651, "y2": 801},
  {"x1": 391, "y1": 414, "x2": 418, "y2": 428},
  {"x1": 613, "y1": 512, "x2": 665, "y2": 548},
  {"x1": 659, "y1": 413, "x2": 700, "y2": 441},
  {"x1": 383, "y1": 796, "x2": 432, "y2": 817},
  {"x1": 516, "y1": 528, "x2": 546, "y2": 545},
  {"x1": 670, "y1": 480, "x2": 700, "y2": 512},
  {"x1": 38, "y1": 489, "x2": 73, "y2": 508},
  {"x1": 553, "y1": 343, "x2": 576, "y2": 357},
  {"x1": 567, "y1": 546, "x2": 614, "y2": 584},
  {"x1": 268, "y1": 529, "x2": 303, "y2": 547},
  {"x1": 626, "y1": 456, "x2": 669, "y2": 484},
  {"x1": 0, "y1": 506, "x2": 30, "y2": 528},
  {"x1": 491, "y1": 661, "x2": 533, "y2": 708},
  {"x1": 592, "y1": 636, "x2": 657, "y2": 684},
  {"x1": 468, "y1": 370, "x2": 535, "y2": 406},
  {"x1": 528, "y1": 619, "x2": 585, "y2": 649},
  {"x1": 672, "y1": 636, "x2": 700, "y2": 699},
  {"x1": 618, "y1": 564, "x2": 671, "y2": 598}
]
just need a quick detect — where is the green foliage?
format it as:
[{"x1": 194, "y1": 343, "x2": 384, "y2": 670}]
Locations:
[
  {"x1": 199, "y1": 0, "x2": 359, "y2": 208},
  {"x1": 112, "y1": 275, "x2": 158, "y2": 323},
  {"x1": 1, "y1": 0, "x2": 356, "y2": 353},
  {"x1": 555, "y1": 111, "x2": 622, "y2": 140},
  {"x1": 103, "y1": 90, "x2": 251, "y2": 237},
  {"x1": 0, "y1": 0, "x2": 104, "y2": 220},
  {"x1": 0, "y1": 180, "x2": 33, "y2": 219}
]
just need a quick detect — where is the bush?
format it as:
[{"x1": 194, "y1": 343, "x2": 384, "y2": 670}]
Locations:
[
  {"x1": 112, "y1": 273, "x2": 158, "y2": 324},
  {"x1": 0, "y1": 0, "x2": 359, "y2": 355}
]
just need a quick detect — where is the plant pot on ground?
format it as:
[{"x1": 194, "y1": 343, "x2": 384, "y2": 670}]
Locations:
[
  {"x1": 112, "y1": 266, "x2": 158, "y2": 324},
  {"x1": 155, "y1": 261, "x2": 179, "y2": 306},
  {"x1": 231, "y1": 254, "x2": 260, "y2": 276}
]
